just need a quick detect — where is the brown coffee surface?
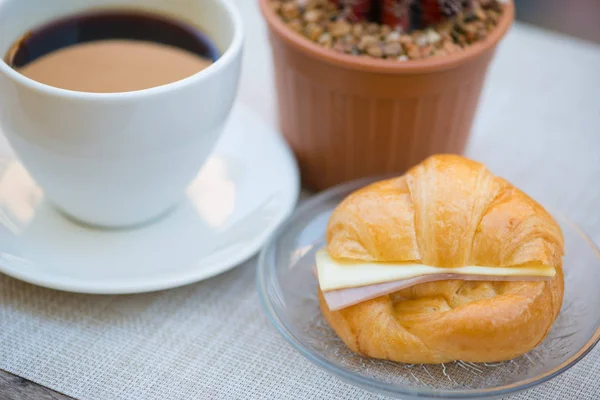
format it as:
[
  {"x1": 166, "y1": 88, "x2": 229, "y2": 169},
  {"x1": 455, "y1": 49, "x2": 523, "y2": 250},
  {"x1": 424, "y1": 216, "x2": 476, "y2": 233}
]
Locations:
[{"x1": 18, "y1": 39, "x2": 213, "y2": 93}]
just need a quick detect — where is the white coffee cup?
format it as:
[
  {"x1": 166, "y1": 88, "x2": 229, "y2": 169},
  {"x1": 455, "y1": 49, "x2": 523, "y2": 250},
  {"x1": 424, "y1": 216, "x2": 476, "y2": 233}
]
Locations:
[{"x1": 0, "y1": 0, "x2": 243, "y2": 227}]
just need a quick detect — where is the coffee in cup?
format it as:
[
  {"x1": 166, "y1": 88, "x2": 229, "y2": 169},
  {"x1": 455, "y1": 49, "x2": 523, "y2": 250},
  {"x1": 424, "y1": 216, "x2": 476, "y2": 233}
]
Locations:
[{"x1": 5, "y1": 10, "x2": 219, "y2": 93}]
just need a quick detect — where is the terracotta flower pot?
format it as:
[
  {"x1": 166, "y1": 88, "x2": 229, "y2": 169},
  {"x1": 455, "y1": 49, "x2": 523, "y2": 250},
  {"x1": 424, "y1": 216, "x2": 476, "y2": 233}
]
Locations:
[{"x1": 260, "y1": 0, "x2": 514, "y2": 191}]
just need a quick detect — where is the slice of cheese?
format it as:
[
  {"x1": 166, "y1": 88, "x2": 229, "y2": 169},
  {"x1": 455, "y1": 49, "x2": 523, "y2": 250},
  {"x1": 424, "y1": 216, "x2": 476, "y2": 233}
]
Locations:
[{"x1": 316, "y1": 249, "x2": 556, "y2": 292}]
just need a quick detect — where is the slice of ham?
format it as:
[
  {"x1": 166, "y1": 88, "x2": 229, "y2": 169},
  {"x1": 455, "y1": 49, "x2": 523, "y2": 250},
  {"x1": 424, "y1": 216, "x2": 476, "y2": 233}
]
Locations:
[{"x1": 316, "y1": 268, "x2": 551, "y2": 311}]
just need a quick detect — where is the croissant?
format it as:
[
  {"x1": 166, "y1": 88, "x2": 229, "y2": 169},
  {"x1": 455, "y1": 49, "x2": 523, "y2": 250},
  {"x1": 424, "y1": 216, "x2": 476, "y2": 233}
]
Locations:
[{"x1": 319, "y1": 154, "x2": 564, "y2": 364}]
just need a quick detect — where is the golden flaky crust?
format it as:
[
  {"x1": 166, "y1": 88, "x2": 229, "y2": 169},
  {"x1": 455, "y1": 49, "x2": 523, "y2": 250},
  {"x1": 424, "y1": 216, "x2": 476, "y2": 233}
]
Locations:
[{"x1": 320, "y1": 155, "x2": 564, "y2": 364}]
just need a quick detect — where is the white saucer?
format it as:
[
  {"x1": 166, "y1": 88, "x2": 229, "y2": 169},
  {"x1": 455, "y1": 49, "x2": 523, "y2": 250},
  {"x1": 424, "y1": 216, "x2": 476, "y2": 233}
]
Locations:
[{"x1": 0, "y1": 103, "x2": 299, "y2": 294}]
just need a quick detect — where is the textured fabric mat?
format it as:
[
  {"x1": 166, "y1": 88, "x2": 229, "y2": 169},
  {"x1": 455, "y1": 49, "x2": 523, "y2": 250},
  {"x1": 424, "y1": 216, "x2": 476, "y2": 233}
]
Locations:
[
  {"x1": 1, "y1": 259, "x2": 599, "y2": 400},
  {"x1": 2, "y1": 1, "x2": 600, "y2": 397}
]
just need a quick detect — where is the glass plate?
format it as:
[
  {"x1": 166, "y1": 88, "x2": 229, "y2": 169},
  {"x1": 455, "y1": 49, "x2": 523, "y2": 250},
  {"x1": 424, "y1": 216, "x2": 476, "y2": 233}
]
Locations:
[{"x1": 257, "y1": 178, "x2": 600, "y2": 399}]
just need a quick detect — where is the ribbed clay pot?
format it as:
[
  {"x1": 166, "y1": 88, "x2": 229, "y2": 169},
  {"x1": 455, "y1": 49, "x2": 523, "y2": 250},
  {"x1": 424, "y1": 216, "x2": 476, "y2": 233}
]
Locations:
[{"x1": 260, "y1": 0, "x2": 514, "y2": 191}]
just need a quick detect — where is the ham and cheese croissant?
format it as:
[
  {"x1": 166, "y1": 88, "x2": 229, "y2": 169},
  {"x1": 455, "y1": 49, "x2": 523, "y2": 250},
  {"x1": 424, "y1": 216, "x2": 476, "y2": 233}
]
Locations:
[{"x1": 317, "y1": 154, "x2": 564, "y2": 364}]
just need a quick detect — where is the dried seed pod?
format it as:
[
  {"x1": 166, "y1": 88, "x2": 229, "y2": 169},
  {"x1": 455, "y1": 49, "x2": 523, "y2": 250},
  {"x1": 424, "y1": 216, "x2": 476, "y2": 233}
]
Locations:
[
  {"x1": 303, "y1": 9, "x2": 324, "y2": 23},
  {"x1": 442, "y1": 38, "x2": 461, "y2": 53},
  {"x1": 287, "y1": 19, "x2": 304, "y2": 33},
  {"x1": 352, "y1": 23, "x2": 365, "y2": 37},
  {"x1": 420, "y1": 44, "x2": 434, "y2": 57},
  {"x1": 269, "y1": 1, "x2": 282, "y2": 13},
  {"x1": 397, "y1": 35, "x2": 413, "y2": 45},
  {"x1": 451, "y1": 29, "x2": 467, "y2": 46},
  {"x1": 281, "y1": 2, "x2": 300, "y2": 20},
  {"x1": 341, "y1": 33, "x2": 358, "y2": 46},
  {"x1": 305, "y1": 22, "x2": 324, "y2": 40},
  {"x1": 318, "y1": 32, "x2": 334, "y2": 47},
  {"x1": 325, "y1": 1, "x2": 338, "y2": 12},
  {"x1": 414, "y1": 34, "x2": 429, "y2": 47},
  {"x1": 383, "y1": 41, "x2": 403, "y2": 57},
  {"x1": 405, "y1": 42, "x2": 421, "y2": 59},
  {"x1": 473, "y1": 5, "x2": 487, "y2": 21},
  {"x1": 329, "y1": 19, "x2": 352, "y2": 37},
  {"x1": 486, "y1": 9, "x2": 500, "y2": 23},
  {"x1": 304, "y1": 0, "x2": 324, "y2": 10},
  {"x1": 366, "y1": 22, "x2": 380, "y2": 35},
  {"x1": 386, "y1": 31, "x2": 402, "y2": 42},
  {"x1": 366, "y1": 43, "x2": 384, "y2": 57},
  {"x1": 358, "y1": 34, "x2": 379, "y2": 51},
  {"x1": 380, "y1": 25, "x2": 393, "y2": 36},
  {"x1": 425, "y1": 29, "x2": 442, "y2": 44}
]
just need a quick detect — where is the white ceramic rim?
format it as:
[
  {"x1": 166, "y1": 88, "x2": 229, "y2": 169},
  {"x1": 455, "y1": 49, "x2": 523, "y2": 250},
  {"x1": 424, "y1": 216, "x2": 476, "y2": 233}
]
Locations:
[{"x1": 0, "y1": 0, "x2": 244, "y2": 102}]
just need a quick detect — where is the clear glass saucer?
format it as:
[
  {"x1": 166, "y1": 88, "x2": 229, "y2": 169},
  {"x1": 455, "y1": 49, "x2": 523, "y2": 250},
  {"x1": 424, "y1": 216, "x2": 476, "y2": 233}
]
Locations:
[{"x1": 257, "y1": 178, "x2": 600, "y2": 399}]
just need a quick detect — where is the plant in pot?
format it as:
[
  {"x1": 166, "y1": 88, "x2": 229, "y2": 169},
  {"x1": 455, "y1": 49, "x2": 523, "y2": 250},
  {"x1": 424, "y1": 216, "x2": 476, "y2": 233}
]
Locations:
[{"x1": 260, "y1": 0, "x2": 513, "y2": 191}]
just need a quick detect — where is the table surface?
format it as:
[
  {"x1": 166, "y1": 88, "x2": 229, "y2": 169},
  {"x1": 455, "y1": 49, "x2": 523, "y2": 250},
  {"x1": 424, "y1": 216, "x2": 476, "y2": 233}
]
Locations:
[{"x1": 1, "y1": 0, "x2": 600, "y2": 399}]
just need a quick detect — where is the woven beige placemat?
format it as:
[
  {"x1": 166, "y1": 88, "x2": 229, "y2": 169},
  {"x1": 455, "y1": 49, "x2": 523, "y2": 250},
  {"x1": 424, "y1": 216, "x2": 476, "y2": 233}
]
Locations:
[
  {"x1": 2, "y1": 5, "x2": 600, "y2": 397},
  {"x1": 1, "y1": 255, "x2": 599, "y2": 400}
]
